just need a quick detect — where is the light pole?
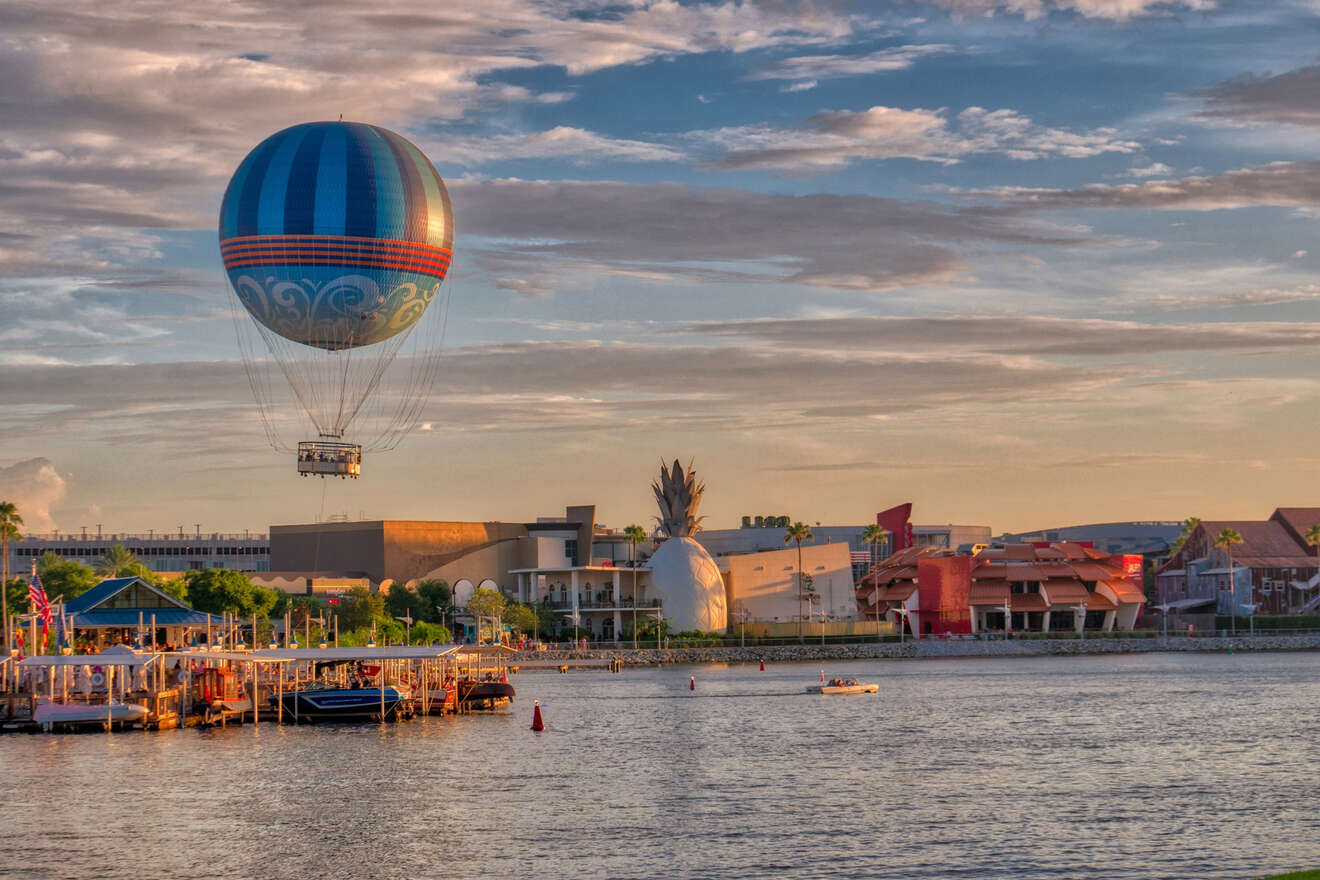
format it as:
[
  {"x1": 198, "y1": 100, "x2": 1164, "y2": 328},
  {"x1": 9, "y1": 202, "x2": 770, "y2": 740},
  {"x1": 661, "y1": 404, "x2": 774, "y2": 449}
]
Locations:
[{"x1": 395, "y1": 612, "x2": 414, "y2": 645}]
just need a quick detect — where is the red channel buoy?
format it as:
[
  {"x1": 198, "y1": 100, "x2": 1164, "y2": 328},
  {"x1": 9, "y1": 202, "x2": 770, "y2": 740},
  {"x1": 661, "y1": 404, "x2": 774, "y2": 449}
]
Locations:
[
  {"x1": 689, "y1": 675, "x2": 695, "y2": 691},
  {"x1": 531, "y1": 700, "x2": 544, "y2": 732},
  {"x1": 820, "y1": 669, "x2": 825, "y2": 683},
  {"x1": 759, "y1": 659, "x2": 765, "y2": 671}
]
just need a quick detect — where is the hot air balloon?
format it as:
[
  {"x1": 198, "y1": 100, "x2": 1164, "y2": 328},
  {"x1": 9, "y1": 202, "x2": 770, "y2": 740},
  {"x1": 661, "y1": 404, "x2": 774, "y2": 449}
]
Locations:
[{"x1": 218, "y1": 121, "x2": 454, "y2": 477}]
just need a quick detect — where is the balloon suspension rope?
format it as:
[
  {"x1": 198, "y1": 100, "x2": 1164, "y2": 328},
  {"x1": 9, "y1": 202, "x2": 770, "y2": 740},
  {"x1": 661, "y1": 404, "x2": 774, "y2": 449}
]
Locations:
[{"x1": 312, "y1": 477, "x2": 330, "y2": 575}]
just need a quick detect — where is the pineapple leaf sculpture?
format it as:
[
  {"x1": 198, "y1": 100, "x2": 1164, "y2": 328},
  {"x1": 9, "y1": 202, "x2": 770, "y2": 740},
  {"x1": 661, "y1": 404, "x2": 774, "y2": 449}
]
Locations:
[
  {"x1": 652, "y1": 459, "x2": 705, "y2": 538},
  {"x1": 647, "y1": 458, "x2": 726, "y2": 633}
]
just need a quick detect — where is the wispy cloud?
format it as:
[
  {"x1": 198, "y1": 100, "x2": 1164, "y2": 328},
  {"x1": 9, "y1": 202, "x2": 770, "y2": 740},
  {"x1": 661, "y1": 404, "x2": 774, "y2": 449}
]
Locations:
[
  {"x1": 969, "y1": 161, "x2": 1320, "y2": 210},
  {"x1": 751, "y1": 44, "x2": 955, "y2": 82},
  {"x1": 700, "y1": 105, "x2": 1140, "y2": 172},
  {"x1": 1195, "y1": 64, "x2": 1320, "y2": 128},
  {"x1": 451, "y1": 177, "x2": 1095, "y2": 292}
]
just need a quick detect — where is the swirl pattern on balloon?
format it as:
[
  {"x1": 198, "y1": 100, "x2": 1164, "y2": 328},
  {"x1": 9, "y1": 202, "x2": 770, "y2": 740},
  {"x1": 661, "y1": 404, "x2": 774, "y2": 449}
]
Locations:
[{"x1": 230, "y1": 270, "x2": 438, "y2": 349}]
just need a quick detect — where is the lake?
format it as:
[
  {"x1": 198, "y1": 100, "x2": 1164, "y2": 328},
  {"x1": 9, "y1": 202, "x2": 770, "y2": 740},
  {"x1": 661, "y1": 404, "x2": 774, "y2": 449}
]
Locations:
[{"x1": 2, "y1": 652, "x2": 1318, "y2": 879}]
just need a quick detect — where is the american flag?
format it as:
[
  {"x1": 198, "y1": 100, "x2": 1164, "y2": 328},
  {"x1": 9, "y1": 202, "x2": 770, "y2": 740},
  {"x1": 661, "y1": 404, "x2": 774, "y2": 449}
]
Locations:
[{"x1": 28, "y1": 570, "x2": 53, "y2": 635}]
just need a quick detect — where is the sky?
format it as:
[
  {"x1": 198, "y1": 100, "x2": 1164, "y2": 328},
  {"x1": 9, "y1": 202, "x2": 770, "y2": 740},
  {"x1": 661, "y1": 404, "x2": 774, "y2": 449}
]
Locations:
[{"x1": 3, "y1": 0, "x2": 1320, "y2": 536}]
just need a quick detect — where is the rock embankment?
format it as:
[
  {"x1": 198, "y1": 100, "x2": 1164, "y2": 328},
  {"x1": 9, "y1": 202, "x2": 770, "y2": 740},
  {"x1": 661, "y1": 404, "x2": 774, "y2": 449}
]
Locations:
[{"x1": 511, "y1": 634, "x2": 1320, "y2": 667}]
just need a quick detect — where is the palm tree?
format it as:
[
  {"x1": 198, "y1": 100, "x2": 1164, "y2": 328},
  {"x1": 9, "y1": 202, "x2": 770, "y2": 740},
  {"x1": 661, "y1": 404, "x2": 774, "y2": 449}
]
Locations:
[
  {"x1": 860, "y1": 524, "x2": 891, "y2": 570},
  {"x1": 1302, "y1": 524, "x2": 1320, "y2": 613},
  {"x1": 859, "y1": 524, "x2": 891, "y2": 635},
  {"x1": 784, "y1": 521, "x2": 813, "y2": 642},
  {"x1": 95, "y1": 544, "x2": 142, "y2": 578},
  {"x1": 1213, "y1": 528, "x2": 1244, "y2": 634},
  {"x1": 1169, "y1": 516, "x2": 1201, "y2": 555},
  {"x1": 624, "y1": 523, "x2": 647, "y2": 649},
  {"x1": 0, "y1": 501, "x2": 22, "y2": 653}
]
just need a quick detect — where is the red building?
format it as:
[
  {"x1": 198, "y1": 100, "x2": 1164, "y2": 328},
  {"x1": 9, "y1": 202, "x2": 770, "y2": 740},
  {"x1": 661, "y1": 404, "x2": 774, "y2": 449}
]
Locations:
[{"x1": 858, "y1": 543, "x2": 1146, "y2": 638}]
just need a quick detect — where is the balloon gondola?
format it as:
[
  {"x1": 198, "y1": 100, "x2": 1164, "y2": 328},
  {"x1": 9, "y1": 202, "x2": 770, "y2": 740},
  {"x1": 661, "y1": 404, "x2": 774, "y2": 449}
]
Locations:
[{"x1": 218, "y1": 121, "x2": 454, "y2": 477}]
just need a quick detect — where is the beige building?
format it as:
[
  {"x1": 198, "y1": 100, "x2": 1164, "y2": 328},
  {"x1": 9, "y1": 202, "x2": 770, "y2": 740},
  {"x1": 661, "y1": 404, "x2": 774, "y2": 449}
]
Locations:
[{"x1": 723, "y1": 542, "x2": 857, "y2": 626}]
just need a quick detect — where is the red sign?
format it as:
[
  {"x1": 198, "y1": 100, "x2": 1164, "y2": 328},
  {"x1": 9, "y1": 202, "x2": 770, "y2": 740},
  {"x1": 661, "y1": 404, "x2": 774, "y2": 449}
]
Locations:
[{"x1": 327, "y1": 598, "x2": 340, "y2": 605}]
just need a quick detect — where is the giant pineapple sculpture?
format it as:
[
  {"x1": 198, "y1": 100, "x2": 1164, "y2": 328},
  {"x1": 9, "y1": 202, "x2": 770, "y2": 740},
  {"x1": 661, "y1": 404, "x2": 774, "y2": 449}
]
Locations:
[{"x1": 647, "y1": 460, "x2": 727, "y2": 633}]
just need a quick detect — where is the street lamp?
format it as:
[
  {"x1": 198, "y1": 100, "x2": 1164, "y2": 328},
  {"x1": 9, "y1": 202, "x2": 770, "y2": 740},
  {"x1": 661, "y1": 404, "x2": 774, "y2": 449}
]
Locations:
[
  {"x1": 733, "y1": 604, "x2": 750, "y2": 649},
  {"x1": 395, "y1": 612, "x2": 414, "y2": 645}
]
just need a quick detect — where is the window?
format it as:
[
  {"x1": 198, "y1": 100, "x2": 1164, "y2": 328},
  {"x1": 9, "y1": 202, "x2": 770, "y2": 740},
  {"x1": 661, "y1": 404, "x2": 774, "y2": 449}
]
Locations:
[{"x1": 564, "y1": 539, "x2": 578, "y2": 563}]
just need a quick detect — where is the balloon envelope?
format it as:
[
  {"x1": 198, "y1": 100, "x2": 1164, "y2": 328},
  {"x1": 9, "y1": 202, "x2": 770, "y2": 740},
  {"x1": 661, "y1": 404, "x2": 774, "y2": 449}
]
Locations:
[{"x1": 219, "y1": 121, "x2": 453, "y2": 350}]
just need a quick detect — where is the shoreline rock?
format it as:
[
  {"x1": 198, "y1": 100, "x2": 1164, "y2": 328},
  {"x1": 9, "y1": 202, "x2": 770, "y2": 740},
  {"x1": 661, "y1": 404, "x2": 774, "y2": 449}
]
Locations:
[{"x1": 510, "y1": 634, "x2": 1320, "y2": 668}]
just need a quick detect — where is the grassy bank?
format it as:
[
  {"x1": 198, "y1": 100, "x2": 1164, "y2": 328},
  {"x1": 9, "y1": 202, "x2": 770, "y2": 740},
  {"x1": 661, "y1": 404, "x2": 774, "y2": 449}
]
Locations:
[{"x1": 1254, "y1": 870, "x2": 1319, "y2": 879}]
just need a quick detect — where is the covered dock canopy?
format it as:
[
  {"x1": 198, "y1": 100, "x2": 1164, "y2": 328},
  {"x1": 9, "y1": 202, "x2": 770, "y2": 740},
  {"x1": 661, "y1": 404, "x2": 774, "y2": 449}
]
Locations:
[
  {"x1": 247, "y1": 645, "x2": 460, "y2": 662},
  {"x1": 448, "y1": 644, "x2": 516, "y2": 656},
  {"x1": 18, "y1": 646, "x2": 159, "y2": 667}
]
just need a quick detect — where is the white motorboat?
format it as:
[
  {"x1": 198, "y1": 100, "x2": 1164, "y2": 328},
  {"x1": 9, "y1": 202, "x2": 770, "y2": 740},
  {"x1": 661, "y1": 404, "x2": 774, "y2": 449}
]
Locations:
[
  {"x1": 34, "y1": 700, "x2": 148, "y2": 730},
  {"x1": 806, "y1": 678, "x2": 878, "y2": 695}
]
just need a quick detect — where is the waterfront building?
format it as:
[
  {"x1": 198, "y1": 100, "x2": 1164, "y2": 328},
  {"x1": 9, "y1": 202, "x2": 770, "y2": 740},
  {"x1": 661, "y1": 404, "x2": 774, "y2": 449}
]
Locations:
[
  {"x1": 858, "y1": 543, "x2": 1146, "y2": 638},
  {"x1": 510, "y1": 563, "x2": 657, "y2": 640},
  {"x1": 1156, "y1": 508, "x2": 1320, "y2": 615},
  {"x1": 7, "y1": 529, "x2": 270, "y2": 574},
  {"x1": 723, "y1": 543, "x2": 855, "y2": 624},
  {"x1": 63, "y1": 576, "x2": 220, "y2": 648},
  {"x1": 264, "y1": 505, "x2": 649, "y2": 595},
  {"x1": 698, "y1": 502, "x2": 991, "y2": 581}
]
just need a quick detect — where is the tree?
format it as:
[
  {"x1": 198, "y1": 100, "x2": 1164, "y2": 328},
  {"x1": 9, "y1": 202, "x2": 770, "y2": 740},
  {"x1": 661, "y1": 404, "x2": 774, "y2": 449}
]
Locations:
[
  {"x1": 37, "y1": 557, "x2": 99, "y2": 602},
  {"x1": 1214, "y1": 528, "x2": 1244, "y2": 634},
  {"x1": 1169, "y1": 516, "x2": 1201, "y2": 555},
  {"x1": 408, "y1": 621, "x2": 451, "y2": 645},
  {"x1": 465, "y1": 587, "x2": 507, "y2": 642},
  {"x1": 183, "y1": 568, "x2": 278, "y2": 617},
  {"x1": 338, "y1": 585, "x2": 384, "y2": 631},
  {"x1": 95, "y1": 544, "x2": 142, "y2": 577},
  {"x1": 4, "y1": 577, "x2": 27, "y2": 622},
  {"x1": 504, "y1": 603, "x2": 538, "y2": 640},
  {"x1": 385, "y1": 583, "x2": 418, "y2": 621},
  {"x1": 415, "y1": 578, "x2": 451, "y2": 624},
  {"x1": 1, "y1": 500, "x2": 22, "y2": 650},
  {"x1": 860, "y1": 524, "x2": 891, "y2": 569},
  {"x1": 624, "y1": 523, "x2": 647, "y2": 649},
  {"x1": 784, "y1": 521, "x2": 813, "y2": 642}
]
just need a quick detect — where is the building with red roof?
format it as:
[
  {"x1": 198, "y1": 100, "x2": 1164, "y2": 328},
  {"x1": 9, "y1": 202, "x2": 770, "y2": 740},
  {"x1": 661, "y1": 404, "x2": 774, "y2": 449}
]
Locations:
[{"x1": 857, "y1": 543, "x2": 1146, "y2": 638}]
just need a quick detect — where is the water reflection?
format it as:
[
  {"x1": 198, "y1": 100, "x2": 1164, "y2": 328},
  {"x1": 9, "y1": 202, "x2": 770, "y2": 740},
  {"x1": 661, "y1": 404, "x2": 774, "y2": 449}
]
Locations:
[{"x1": 3, "y1": 652, "x2": 1318, "y2": 879}]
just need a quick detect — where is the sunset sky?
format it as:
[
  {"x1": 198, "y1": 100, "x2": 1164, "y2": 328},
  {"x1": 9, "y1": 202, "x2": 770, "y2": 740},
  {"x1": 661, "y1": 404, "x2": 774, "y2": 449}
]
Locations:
[{"x1": 4, "y1": 0, "x2": 1320, "y2": 535}]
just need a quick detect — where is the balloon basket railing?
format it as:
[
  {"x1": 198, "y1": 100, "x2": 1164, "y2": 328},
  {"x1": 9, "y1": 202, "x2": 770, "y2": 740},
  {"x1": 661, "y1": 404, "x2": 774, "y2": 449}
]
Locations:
[{"x1": 296, "y1": 440, "x2": 362, "y2": 479}]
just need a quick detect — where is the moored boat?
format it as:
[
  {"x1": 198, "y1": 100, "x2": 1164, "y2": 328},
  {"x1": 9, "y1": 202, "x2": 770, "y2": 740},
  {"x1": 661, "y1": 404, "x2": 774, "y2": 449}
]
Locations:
[
  {"x1": 455, "y1": 678, "x2": 515, "y2": 708},
  {"x1": 34, "y1": 700, "x2": 148, "y2": 730},
  {"x1": 269, "y1": 684, "x2": 412, "y2": 722}
]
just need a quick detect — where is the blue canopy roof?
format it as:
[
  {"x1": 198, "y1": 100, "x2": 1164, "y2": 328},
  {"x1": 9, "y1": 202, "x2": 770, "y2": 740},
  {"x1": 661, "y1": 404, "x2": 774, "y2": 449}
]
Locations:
[
  {"x1": 64, "y1": 577, "x2": 219, "y2": 628},
  {"x1": 69, "y1": 608, "x2": 218, "y2": 628}
]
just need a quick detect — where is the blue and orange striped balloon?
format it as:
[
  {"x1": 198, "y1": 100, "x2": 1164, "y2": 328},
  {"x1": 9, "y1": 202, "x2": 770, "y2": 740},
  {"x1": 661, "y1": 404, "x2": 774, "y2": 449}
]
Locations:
[{"x1": 219, "y1": 121, "x2": 453, "y2": 350}]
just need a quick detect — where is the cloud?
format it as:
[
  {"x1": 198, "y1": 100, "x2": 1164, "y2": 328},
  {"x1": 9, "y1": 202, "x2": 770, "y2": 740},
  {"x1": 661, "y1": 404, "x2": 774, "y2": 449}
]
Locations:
[
  {"x1": 752, "y1": 44, "x2": 954, "y2": 82},
  {"x1": 494, "y1": 277, "x2": 554, "y2": 298},
  {"x1": 1147, "y1": 283, "x2": 1320, "y2": 310},
  {"x1": 920, "y1": 0, "x2": 1215, "y2": 20},
  {"x1": 0, "y1": 458, "x2": 67, "y2": 532},
  {"x1": 1195, "y1": 65, "x2": 1320, "y2": 128},
  {"x1": 0, "y1": 0, "x2": 860, "y2": 285},
  {"x1": 436, "y1": 126, "x2": 683, "y2": 165},
  {"x1": 1127, "y1": 163, "x2": 1172, "y2": 178},
  {"x1": 451, "y1": 177, "x2": 1096, "y2": 292},
  {"x1": 0, "y1": 339, "x2": 1144, "y2": 447},
  {"x1": 679, "y1": 315, "x2": 1320, "y2": 356},
  {"x1": 781, "y1": 80, "x2": 818, "y2": 93},
  {"x1": 701, "y1": 105, "x2": 1140, "y2": 171},
  {"x1": 972, "y1": 161, "x2": 1320, "y2": 210}
]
